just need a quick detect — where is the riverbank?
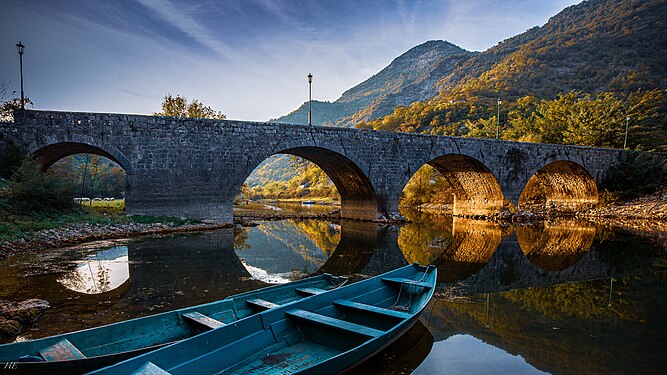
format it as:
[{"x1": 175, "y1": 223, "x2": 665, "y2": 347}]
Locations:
[
  {"x1": 3, "y1": 192, "x2": 666, "y2": 260},
  {"x1": 404, "y1": 190, "x2": 667, "y2": 248},
  {"x1": 0, "y1": 220, "x2": 236, "y2": 260},
  {"x1": 577, "y1": 189, "x2": 667, "y2": 248}
]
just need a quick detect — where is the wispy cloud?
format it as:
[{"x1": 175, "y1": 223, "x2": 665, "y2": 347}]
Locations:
[
  {"x1": 0, "y1": 0, "x2": 584, "y2": 121},
  {"x1": 134, "y1": 0, "x2": 243, "y2": 61}
]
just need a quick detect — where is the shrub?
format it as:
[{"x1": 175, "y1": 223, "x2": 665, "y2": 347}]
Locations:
[
  {"x1": 7, "y1": 158, "x2": 77, "y2": 213},
  {"x1": 601, "y1": 152, "x2": 666, "y2": 200}
]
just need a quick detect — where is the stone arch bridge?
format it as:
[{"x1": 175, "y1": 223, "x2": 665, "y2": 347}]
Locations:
[{"x1": 0, "y1": 110, "x2": 625, "y2": 223}]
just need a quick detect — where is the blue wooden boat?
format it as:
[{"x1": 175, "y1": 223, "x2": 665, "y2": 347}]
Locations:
[
  {"x1": 0, "y1": 274, "x2": 347, "y2": 374},
  {"x1": 89, "y1": 264, "x2": 436, "y2": 375}
]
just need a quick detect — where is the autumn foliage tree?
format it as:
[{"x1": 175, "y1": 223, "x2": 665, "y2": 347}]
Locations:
[{"x1": 154, "y1": 94, "x2": 226, "y2": 119}]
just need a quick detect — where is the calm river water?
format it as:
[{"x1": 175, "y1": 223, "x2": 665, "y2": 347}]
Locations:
[{"x1": 1, "y1": 206, "x2": 666, "y2": 374}]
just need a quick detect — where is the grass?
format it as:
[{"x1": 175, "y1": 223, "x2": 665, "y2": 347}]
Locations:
[
  {"x1": 77, "y1": 198, "x2": 126, "y2": 209},
  {"x1": 254, "y1": 197, "x2": 340, "y2": 204},
  {"x1": 0, "y1": 209, "x2": 114, "y2": 242}
]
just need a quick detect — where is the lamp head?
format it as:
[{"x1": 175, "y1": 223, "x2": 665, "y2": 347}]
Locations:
[
  {"x1": 307, "y1": 73, "x2": 313, "y2": 83},
  {"x1": 16, "y1": 41, "x2": 25, "y2": 55}
]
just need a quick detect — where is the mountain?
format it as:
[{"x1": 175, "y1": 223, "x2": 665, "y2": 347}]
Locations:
[
  {"x1": 433, "y1": 0, "x2": 667, "y2": 99},
  {"x1": 273, "y1": 40, "x2": 475, "y2": 127},
  {"x1": 361, "y1": 0, "x2": 666, "y2": 151}
]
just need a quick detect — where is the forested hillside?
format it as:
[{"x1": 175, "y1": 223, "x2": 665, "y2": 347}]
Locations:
[
  {"x1": 252, "y1": 0, "x2": 666, "y2": 200},
  {"x1": 360, "y1": 0, "x2": 667, "y2": 151},
  {"x1": 436, "y1": 0, "x2": 666, "y2": 99}
]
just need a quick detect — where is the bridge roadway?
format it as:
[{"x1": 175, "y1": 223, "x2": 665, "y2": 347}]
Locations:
[{"x1": 0, "y1": 110, "x2": 624, "y2": 222}]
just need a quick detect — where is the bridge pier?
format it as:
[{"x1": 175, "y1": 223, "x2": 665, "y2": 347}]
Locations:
[{"x1": 124, "y1": 174, "x2": 233, "y2": 222}]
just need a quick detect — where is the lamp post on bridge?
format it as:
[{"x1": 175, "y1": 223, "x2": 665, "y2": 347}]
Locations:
[
  {"x1": 307, "y1": 73, "x2": 313, "y2": 127},
  {"x1": 16, "y1": 41, "x2": 25, "y2": 110},
  {"x1": 496, "y1": 98, "x2": 501, "y2": 140}
]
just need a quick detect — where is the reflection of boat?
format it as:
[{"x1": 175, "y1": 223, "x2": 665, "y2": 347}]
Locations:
[
  {"x1": 90, "y1": 264, "x2": 436, "y2": 375},
  {"x1": 302, "y1": 200, "x2": 316, "y2": 205},
  {"x1": 0, "y1": 274, "x2": 347, "y2": 374}
]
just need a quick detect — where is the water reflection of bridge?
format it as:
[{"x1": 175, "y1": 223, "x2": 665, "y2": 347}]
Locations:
[
  {"x1": 264, "y1": 218, "x2": 653, "y2": 294},
  {"x1": 49, "y1": 218, "x2": 657, "y2": 315}
]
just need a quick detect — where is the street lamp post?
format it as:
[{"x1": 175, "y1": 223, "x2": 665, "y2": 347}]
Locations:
[
  {"x1": 16, "y1": 41, "x2": 25, "y2": 110},
  {"x1": 496, "y1": 98, "x2": 501, "y2": 140},
  {"x1": 623, "y1": 115, "x2": 630, "y2": 149},
  {"x1": 307, "y1": 73, "x2": 313, "y2": 127}
]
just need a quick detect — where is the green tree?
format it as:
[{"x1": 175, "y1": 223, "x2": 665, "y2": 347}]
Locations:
[
  {"x1": 8, "y1": 158, "x2": 76, "y2": 213},
  {"x1": 154, "y1": 94, "x2": 226, "y2": 119}
]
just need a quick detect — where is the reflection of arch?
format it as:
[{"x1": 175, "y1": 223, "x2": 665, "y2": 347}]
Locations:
[
  {"x1": 434, "y1": 217, "x2": 501, "y2": 283},
  {"x1": 246, "y1": 146, "x2": 378, "y2": 220},
  {"x1": 399, "y1": 215, "x2": 454, "y2": 266},
  {"x1": 318, "y1": 221, "x2": 380, "y2": 275},
  {"x1": 517, "y1": 220, "x2": 596, "y2": 271},
  {"x1": 31, "y1": 142, "x2": 132, "y2": 173},
  {"x1": 58, "y1": 246, "x2": 130, "y2": 294},
  {"x1": 415, "y1": 154, "x2": 504, "y2": 216},
  {"x1": 519, "y1": 161, "x2": 597, "y2": 211}
]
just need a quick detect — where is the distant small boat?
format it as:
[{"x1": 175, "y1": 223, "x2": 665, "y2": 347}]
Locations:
[
  {"x1": 89, "y1": 264, "x2": 436, "y2": 375},
  {"x1": 0, "y1": 274, "x2": 347, "y2": 375},
  {"x1": 301, "y1": 200, "x2": 316, "y2": 205}
]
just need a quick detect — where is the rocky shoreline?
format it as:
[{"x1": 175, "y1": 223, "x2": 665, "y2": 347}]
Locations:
[
  {"x1": 0, "y1": 221, "x2": 235, "y2": 260},
  {"x1": 0, "y1": 299, "x2": 50, "y2": 338}
]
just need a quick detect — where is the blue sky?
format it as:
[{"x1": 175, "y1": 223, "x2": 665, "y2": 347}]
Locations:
[{"x1": 1, "y1": 0, "x2": 581, "y2": 121}]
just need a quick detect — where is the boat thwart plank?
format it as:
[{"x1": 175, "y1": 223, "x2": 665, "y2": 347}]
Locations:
[
  {"x1": 39, "y1": 339, "x2": 86, "y2": 361},
  {"x1": 131, "y1": 361, "x2": 171, "y2": 375},
  {"x1": 246, "y1": 298, "x2": 279, "y2": 311},
  {"x1": 381, "y1": 277, "x2": 432, "y2": 289},
  {"x1": 286, "y1": 309, "x2": 383, "y2": 338},
  {"x1": 182, "y1": 312, "x2": 225, "y2": 330},
  {"x1": 295, "y1": 287, "x2": 327, "y2": 296},
  {"x1": 333, "y1": 299, "x2": 411, "y2": 319}
]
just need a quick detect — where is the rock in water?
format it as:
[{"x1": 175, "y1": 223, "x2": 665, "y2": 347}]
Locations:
[
  {"x1": 0, "y1": 299, "x2": 50, "y2": 338},
  {"x1": 0, "y1": 317, "x2": 22, "y2": 337}
]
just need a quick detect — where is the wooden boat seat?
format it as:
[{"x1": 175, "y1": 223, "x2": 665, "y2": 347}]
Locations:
[
  {"x1": 296, "y1": 287, "x2": 327, "y2": 296},
  {"x1": 182, "y1": 312, "x2": 225, "y2": 330},
  {"x1": 286, "y1": 309, "x2": 384, "y2": 338},
  {"x1": 333, "y1": 299, "x2": 411, "y2": 319},
  {"x1": 246, "y1": 298, "x2": 279, "y2": 311},
  {"x1": 131, "y1": 361, "x2": 171, "y2": 375},
  {"x1": 39, "y1": 339, "x2": 86, "y2": 361},
  {"x1": 381, "y1": 277, "x2": 433, "y2": 289}
]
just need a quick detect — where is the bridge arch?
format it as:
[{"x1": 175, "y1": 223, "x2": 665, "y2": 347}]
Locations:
[
  {"x1": 403, "y1": 154, "x2": 505, "y2": 216},
  {"x1": 241, "y1": 146, "x2": 378, "y2": 221},
  {"x1": 30, "y1": 141, "x2": 133, "y2": 174},
  {"x1": 518, "y1": 160, "x2": 598, "y2": 211}
]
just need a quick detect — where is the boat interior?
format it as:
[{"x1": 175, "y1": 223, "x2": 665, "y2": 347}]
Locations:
[
  {"x1": 121, "y1": 265, "x2": 436, "y2": 375},
  {"x1": 0, "y1": 275, "x2": 344, "y2": 365}
]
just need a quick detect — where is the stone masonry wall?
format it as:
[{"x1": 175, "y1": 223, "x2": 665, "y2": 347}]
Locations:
[{"x1": 0, "y1": 110, "x2": 626, "y2": 222}]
